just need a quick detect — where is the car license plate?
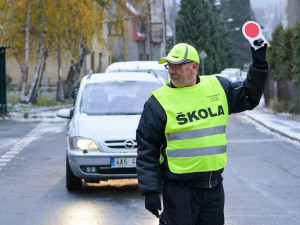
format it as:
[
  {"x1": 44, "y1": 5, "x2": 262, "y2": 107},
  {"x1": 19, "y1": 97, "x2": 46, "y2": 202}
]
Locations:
[{"x1": 111, "y1": 157, "x2": 136, "y2": 168}]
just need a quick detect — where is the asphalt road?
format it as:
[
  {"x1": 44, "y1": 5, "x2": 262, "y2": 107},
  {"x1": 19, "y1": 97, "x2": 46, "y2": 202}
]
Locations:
[{"x1": 0, "y1": 114, "x2": 299, "y2": 225}]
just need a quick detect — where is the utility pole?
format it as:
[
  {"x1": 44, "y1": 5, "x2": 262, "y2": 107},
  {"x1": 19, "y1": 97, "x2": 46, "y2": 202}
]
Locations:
[
  {"x1": 161, "y1": 0, "x2": 167, "y2": 57},
  {"x1": 145, "y1": 0, "x2": 152, "y2": 60},
  {"x1": 173, "y1": 0, "x2": 176, "y2": 45}
]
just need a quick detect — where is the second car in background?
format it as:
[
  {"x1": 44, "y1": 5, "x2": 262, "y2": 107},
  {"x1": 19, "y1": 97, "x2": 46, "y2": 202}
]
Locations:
[
  {"x1": 105, "y1": 60, "x2": 169, "y2": 82},
  {"x1": 220, "y1": 68, "x2": 241, "y2": 82}
]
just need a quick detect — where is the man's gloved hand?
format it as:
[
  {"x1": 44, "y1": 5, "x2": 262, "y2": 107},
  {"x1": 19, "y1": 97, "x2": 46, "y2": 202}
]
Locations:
[
  {"x1": 145, "y1": 192, "x2": 161, "y2": 218},
  {"x1": 251, "y1": 43, "x2": 268, "y2": 66}
]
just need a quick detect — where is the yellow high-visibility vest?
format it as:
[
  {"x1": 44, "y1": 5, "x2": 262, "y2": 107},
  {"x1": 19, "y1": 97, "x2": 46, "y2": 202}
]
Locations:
[{"x1": 152, "y1": 76, "x2": 229, "y2": 174}]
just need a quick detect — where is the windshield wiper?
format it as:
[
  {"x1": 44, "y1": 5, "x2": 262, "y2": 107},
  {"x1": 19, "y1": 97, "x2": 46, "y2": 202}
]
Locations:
[
  {"x1": 84, "y1": 112, "x2": 141, "y2": 116},
  {"x1": 123, "y1": 112, "x2": 141, "y2": 115}
]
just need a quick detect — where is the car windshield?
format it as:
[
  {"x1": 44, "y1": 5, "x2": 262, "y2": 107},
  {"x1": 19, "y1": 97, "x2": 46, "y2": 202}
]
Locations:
[
  {"x1": 154, "y1": 70, "x2": 169, "y2": 81},
  {"x1": 80, "y1": 81, "x2": 161, "y2": 115}
]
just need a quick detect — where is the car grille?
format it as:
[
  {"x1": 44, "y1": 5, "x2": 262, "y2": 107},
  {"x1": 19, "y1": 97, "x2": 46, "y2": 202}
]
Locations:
[
  {"x1": 98, "y1": 167, "x2": 136, "y2": 174},
  {"x1": 81, "y1": 166, "x2": 136, "y2": 175},
  {"x1": 104, "y1": 140, "x2": 137, "y2": 149}
]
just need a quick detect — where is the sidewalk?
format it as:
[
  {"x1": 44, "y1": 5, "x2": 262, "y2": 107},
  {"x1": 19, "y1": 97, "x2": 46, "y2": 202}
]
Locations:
[
  {"x1": 2, "y1": 103, "x2": 300, "y2": 143},
  {"x1": 243, "y1": 105, "x2": 300, "y2": 143},
  {"x1": 0, "y1": 104, "x2": 72, "y2": 120}
]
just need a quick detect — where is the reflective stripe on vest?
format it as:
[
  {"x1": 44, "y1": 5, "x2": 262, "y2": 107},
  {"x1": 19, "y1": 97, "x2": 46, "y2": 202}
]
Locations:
[
  {"x1": 167, "y1": 145, "x2": 227, "y2": 157},
  {"x1": 167, "y1": 125, "x2": 226, "y2": 141},
  {"x1": 152, "y1": 75, "x2": 229, "y2": 174}
]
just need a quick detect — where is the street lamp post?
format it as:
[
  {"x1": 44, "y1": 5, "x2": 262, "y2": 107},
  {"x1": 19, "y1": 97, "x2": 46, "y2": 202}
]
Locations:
[
  {"x1": 213, "y1": 0, "x2": 221, "y2": 10},
  {"x1": 220, "y1": 18, "x2": 233, "y2": 23},
  {"x1": 227, "y1": 27, "x2": 240, "y2": 32},
  {"x1": 199, "y1": 51, "x2": 208, "y2": 75}
]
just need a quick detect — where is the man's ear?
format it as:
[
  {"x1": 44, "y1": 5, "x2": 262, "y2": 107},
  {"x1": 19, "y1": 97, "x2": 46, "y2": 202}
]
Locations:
[{"x1": 193, "y1": 62, "x2": 199, "y2": 73}]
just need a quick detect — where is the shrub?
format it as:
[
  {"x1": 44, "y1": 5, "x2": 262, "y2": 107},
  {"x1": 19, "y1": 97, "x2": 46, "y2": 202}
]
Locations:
[{"x1": 269, "y1": 98, "x2": 293, "y2": 113}]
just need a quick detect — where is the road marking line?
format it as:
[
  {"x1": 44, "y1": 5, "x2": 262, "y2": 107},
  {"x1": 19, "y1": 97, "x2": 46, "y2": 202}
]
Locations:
[
  {"x1": 0, "y1": 121, "x2": 50, "y2": 171},
  {"x1": 17, "y1": 144, "x2": 31, "y2": 148},
  {"x1": 0, "y1": 158, "x2": 11, "y2": 162},
  {"x1": 1, "y1": 155, "x2": 16, "y2": 159},
  {"x1": 20, "y1": 139, "x2": 37, "y2": 145},
  {"x1": 6, "y1": 151, "x2": 20, "y2": 155},
  {"x1": 9, "y1": 147, "x2": 23, "y2": 151}
]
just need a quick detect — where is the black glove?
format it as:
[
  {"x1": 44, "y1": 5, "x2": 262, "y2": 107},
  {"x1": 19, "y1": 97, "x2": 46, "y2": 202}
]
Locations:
[
  {"x1": 251, "y1": 42, "x2": 268, "y2": 66},
  {"x1": 145, "y1": 192, "x2": 161, "y2": 218}
]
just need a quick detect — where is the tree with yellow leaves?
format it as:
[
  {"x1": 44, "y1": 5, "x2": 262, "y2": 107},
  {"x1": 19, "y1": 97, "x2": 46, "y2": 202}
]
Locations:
[
  {"x1": 0, "y1": 0, "x2": 149, "y2": 102},
  {"x1": 0, "y1": 0, "x2": 107, "y2": 103},
  {"x1": 61, "y1": 0, "x2": 106, "y2": 99}
]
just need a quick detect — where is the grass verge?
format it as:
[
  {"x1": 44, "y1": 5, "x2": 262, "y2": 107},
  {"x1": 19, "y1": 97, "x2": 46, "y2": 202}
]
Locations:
[{"x1": 6, "y1": 91, "x2": 73, "y2": 116}]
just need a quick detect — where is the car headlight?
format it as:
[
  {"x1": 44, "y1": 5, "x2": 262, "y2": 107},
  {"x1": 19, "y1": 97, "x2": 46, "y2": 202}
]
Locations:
[{"x1": 70, "y1": 137, "x2": 99, "y2": 150}]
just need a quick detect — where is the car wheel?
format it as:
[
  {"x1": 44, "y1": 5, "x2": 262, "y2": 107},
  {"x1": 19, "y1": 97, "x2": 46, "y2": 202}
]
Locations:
[{"x1": 66, "y1": 156, "x2": 82, "y2": 191}]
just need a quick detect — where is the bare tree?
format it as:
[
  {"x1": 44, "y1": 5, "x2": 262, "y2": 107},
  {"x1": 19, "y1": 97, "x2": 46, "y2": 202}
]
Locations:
[{"x1": 287, "y1": 0, "x2": 300, "y2": 27}]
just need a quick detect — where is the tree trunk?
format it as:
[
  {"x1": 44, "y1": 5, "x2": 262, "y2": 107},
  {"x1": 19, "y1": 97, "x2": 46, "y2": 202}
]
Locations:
[
  {"x1": 19, "y1": 66, "x2": 28, "y2": 103},
  {"x1": 20, "y1": 3, "x2": 31, "y2": 103},
  {"x1": 56, "y1": 43, "x2": 65, "y2": 101},
  {"x1": 36, "y1": 48, "x2": 48, "y2": 95},
  {"x1": 26, "y1": 30, "x2": 46, "y2": 104},
  {"x1": 29, "y1": 49, "x2": 49, "y2": 105},
  {"x1": 63, "y1": 48, "x2": 85, "y2": 99}
]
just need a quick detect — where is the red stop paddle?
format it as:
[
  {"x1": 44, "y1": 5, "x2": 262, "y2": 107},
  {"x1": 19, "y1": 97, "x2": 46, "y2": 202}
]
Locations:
[{"x1": 242, "y1": 21, "x2": 268, "y2": 50}]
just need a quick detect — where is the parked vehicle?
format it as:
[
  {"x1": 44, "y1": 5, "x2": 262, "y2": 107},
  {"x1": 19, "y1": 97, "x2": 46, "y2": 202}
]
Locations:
[
  {"x1": 57, "y1": 72, "x2": 162, "y2": 191},
  {"x1": 214, "y1": 73, "x2": 230, "y2": 80},
  {"x1": 223, "y1": 68, "x2": 241, "y2": 77},
  {"x1": 220, "y1": 70, "x2": 239, "y2": 82},
  {"x1": 240, "y1": 71, "x2": 247, "y2": 81},
  {"x1": 222, "y1": 68, "x2": 242, "y2": 81},
  {"x1": 105, "y1": 61, "x2": 169, "y2": 82}
]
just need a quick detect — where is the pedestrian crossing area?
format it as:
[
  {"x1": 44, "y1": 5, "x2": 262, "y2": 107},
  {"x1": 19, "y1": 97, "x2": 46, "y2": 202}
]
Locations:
[{"x1": 0, "y1": 121, "x2": 50, "y2": 170}]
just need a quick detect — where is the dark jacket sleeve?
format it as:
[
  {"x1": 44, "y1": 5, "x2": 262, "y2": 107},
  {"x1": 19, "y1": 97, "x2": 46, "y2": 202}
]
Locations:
[
  {"x1": 217, "y1": 63, "x2": 269, "y2": 114},
  {"x1": 136, "y1": 96, "x2": 166, "y2": 195}
]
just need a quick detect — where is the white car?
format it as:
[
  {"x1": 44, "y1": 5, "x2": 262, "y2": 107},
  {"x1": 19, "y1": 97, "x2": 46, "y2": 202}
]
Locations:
[
  {"x1": 105, "y1": 61, "x2": 169, "y2": 82},
  {"x1": 222, "y1": 68, "x2": 242, "y2": 82},
  {"x1": 57, "y1": 72, "x2": 162, "y2": 191},
  {"x1": 220, "y1": 70, "x2": 239, "y2": 82},
  {"x1": 240, "y1": 71, "x2": 247, "y2": 81},
  {"x1": 223, "y1": 68, "x2": 241, "y2": 77},
  {"x1": 214, "y1": 73, "x2": 230, "y2": 80}
]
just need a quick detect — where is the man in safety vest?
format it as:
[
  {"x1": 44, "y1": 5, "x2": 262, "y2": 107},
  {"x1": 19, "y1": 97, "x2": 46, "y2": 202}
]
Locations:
[{"x1": 136, "y1": 42, "x2": 269, "y2": 225}]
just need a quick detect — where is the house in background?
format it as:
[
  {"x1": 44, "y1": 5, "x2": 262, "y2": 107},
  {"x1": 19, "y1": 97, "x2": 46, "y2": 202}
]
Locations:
[
  {"x1": 6, "y1": 25, "x2": 112, "y2": 90},
  {"x1": 5, "y1": 0, "x2": 176, "y2": 90},
  {"x1": 108, "y1": 0, "x2": 170, "y2": 62}
]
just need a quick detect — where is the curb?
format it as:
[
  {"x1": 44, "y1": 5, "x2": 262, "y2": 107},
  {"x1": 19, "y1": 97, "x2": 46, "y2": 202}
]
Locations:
[{"x1": 244, "y1": 114, "x2": 300, "y2": 144}]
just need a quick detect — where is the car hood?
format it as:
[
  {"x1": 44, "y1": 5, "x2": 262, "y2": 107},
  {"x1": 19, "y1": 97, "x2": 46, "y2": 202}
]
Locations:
[{"x1": 76, "y1": 114, "x2": 141, "y2": 141}]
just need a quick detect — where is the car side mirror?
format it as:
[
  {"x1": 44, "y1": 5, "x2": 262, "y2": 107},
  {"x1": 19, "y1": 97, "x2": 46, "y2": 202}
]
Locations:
[{"x1": 57, "y1": 108, "x2": 72, "y2": 119}]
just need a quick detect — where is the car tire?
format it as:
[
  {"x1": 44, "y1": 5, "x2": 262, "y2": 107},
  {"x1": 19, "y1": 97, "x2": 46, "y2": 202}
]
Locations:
[{"x1": 66, "y1": 156, "x2": 82, "y2": 191}]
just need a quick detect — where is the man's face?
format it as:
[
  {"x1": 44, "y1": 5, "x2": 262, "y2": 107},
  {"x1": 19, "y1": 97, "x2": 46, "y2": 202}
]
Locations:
[{"x1": 166, "y1": 61, "x2": 198, "y2": 88}]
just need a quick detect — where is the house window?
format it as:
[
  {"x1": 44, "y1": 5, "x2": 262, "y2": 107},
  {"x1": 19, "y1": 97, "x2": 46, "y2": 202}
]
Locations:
[
  {"x1": 99, "y1": 52, "x2": 102, "y2": 72},
  {"x1": 91, "y1": 52, "x2": 95, "y2": 72}
]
